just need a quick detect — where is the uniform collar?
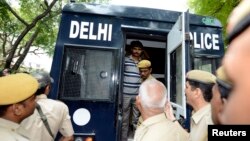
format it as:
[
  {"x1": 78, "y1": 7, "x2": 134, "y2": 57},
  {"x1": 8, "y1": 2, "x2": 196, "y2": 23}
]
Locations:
[
  {"x1": 0, "y1": 118, "x2": 20, "y2": 130},
  {"x1": 192, "y1": 104, "x2": 211, "y2": 124},
  {"x1": 143, "y1": 75, "x2": 155, "y2": 82},
  {"x1": 141, "y1": 112, "x2": 170, "y2": 127},
  {"x1": 36, "y1": 94, "x2": 47, "y2": 100},
  {"x1": 0, "y1": 118, "x2": 30, "y2": 138}
]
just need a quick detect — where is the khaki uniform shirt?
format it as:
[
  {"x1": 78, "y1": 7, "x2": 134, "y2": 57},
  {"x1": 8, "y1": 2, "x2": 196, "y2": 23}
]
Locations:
[
  {"x1": 134, "y1": 113, "x2": 189, "y2": 141},
  {"x1": 21, "y1": 94, "x2": 74, "y2": 141},
  {"x1": 189, "y1": 104, "x2": 213, "y2": 141},
  {"x1": 0, "y1": 118, "x2": 30, "y2": 141},
  {"x1": 137, "y1": 116, "x2": 143, "y2": 127},
  {"x1": 142, "y1": 74, "x2": 155, "y2": 82}
]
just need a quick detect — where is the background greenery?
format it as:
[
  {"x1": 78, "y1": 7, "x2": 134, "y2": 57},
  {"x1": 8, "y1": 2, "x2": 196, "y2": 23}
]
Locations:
[{"x1": 188, "y1": 0, "x2": 240, "y2": 45}]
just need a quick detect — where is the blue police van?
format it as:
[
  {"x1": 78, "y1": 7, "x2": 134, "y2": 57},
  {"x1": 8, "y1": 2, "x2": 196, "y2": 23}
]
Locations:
[{"x1": 50, "y1": 2, "x2": 224, "y2": 141}]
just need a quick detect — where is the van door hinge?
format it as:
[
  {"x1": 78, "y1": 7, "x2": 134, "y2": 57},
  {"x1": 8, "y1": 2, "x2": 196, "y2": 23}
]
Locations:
[{"x1": 185, "y1": 32, "x2": 190, "y2": 41}]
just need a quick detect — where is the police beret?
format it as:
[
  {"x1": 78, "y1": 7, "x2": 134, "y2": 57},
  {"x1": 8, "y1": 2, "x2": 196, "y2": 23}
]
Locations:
[
  {"x1": 0, "y1": 73, "x2": 39, "y2": 105},
  {"x1": 137, "y1": 60, "x2": 151, "y2": 69},
  {"x1": 186, "y1": 70, "x2": 216, "y2": 84},
  {"x1": 216, "y1": 66, "x2": 232, "y2": 89}
]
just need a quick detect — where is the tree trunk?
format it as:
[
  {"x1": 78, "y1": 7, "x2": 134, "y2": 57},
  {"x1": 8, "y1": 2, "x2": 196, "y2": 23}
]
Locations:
[
  {"x1": 12, "y1": 29, "x2": 39, "y2": 71},
  {"x1": 4, "y1": 0, "x2": 58, "y2": 69}
]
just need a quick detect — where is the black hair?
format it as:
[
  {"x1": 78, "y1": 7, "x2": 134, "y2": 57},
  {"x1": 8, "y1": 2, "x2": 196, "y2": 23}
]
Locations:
[
  {"x1": 130, "y1": 40, "x2": 143, "y2": 48},
  {"x1": 35, "y1": 85, "x2": 48, "y2": 96},
  {"x1": 187, "y1": 79, "x2": 214, "y2": 102},
  {"x1": 0, "y1": 105, "x2": 10, "y2": 116}
]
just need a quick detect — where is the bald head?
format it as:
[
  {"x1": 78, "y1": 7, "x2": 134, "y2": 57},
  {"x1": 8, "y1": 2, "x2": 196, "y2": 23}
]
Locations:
[{"x1": 139, "y1": 79, "x2": 167, "y2": 109}]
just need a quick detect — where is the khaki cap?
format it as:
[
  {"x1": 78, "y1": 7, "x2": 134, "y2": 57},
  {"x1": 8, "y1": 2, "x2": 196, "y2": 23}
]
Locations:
[
  {"x1": 137, "y1": 60, "x2": 151, "y2": 69},
  {"x1": 0, "y1": 73, "x2": 39, "y2": 105},
  {"x1": 186, "y1": 70, "x2": 216, "y2": 84},
  {"x1": 216, "y1": 66, "x2": 232, "y2": 89}
]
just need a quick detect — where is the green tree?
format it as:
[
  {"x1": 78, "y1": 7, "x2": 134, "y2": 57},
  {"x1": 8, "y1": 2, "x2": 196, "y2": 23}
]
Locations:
[
  {"x1": 0, "y1": 0, "x2": 108, "y2": 72},
  {"x1": 188, "y1": 0, "x2": 240, "y2": 42}
]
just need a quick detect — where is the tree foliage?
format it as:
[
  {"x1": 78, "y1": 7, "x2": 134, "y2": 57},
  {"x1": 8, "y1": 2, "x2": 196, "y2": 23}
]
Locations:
[
  {"x1": 188, "y1": 0, "x2": 240, "y2": 42},
  {"x1": 0, "y1": 0, "x2": 108, "y2": 72}
]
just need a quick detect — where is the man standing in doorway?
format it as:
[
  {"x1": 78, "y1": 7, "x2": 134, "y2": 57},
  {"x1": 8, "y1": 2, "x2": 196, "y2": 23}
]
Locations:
[{"x1": 121, "y1": 40, "x2": 144, "y2": 141}]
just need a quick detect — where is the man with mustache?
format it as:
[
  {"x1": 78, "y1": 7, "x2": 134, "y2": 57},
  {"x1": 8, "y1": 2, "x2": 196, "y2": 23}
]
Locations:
[
  {"x1": 121, "y1": 40, "x2": 145, "y2": 141},
  {"x1": 0, "y1": 73, "x2": 39, "y2": 141}
]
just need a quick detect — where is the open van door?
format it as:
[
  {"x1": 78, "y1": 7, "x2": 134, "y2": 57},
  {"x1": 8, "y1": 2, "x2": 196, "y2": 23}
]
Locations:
[{"x1": 167, "y1": 12, "x2": 190, "y2": 120}]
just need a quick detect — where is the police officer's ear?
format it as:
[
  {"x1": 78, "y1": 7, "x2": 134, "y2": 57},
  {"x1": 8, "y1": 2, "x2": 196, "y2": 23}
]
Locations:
[
  {"x1": 46, "y1": 84, "x2": 51, "y2": 90},
  {"x1": 149, "y1": 67, "x2": 152, "y2": 73},
  {"x1": 193, "y1": 87, "x2": 201, "y2": 99},
  {"x1": 12, "y1": 104, "x2": 23, "y2": 116},
  {"x1": 44, "y1": 84, "x2": 51, "y2": 94}
]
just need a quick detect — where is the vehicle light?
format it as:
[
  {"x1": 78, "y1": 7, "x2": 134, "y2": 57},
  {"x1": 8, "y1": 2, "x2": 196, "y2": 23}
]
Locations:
[
  {"x1": 85, "y1": 137, "x2": 93, "y2": 141},
  {"x1": 74, "y1": 133, "x2": 95, "y2": 141}
]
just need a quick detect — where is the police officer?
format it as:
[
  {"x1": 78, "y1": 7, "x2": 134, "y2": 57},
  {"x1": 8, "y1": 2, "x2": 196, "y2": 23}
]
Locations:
[
  {"x1": 122, "y1": 40, "x2": 144, "y2": 141},
  {"x1": 0, "y1": 73, "x2": 39, "y2": 141},
  {"x1": 211, "y1": 66, "x2": 232, "y2": 124},
  {"x1": 137, "y1": 60, "x2": 155, "y2": 82},
  {"x1": 165, "y1": 70, "x2": 216, "y2": 141},
  {"x1": 220, "y1": 0, "x2": 250, "y2": 124},
  {"x1": 21, "y1": 71, "x2": 74, "y2": 141}
]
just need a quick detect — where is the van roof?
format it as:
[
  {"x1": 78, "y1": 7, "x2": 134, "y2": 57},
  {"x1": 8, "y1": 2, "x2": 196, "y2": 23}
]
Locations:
[{"x1": 63, "y1": 3, "x2": 222, "y2": 27}]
